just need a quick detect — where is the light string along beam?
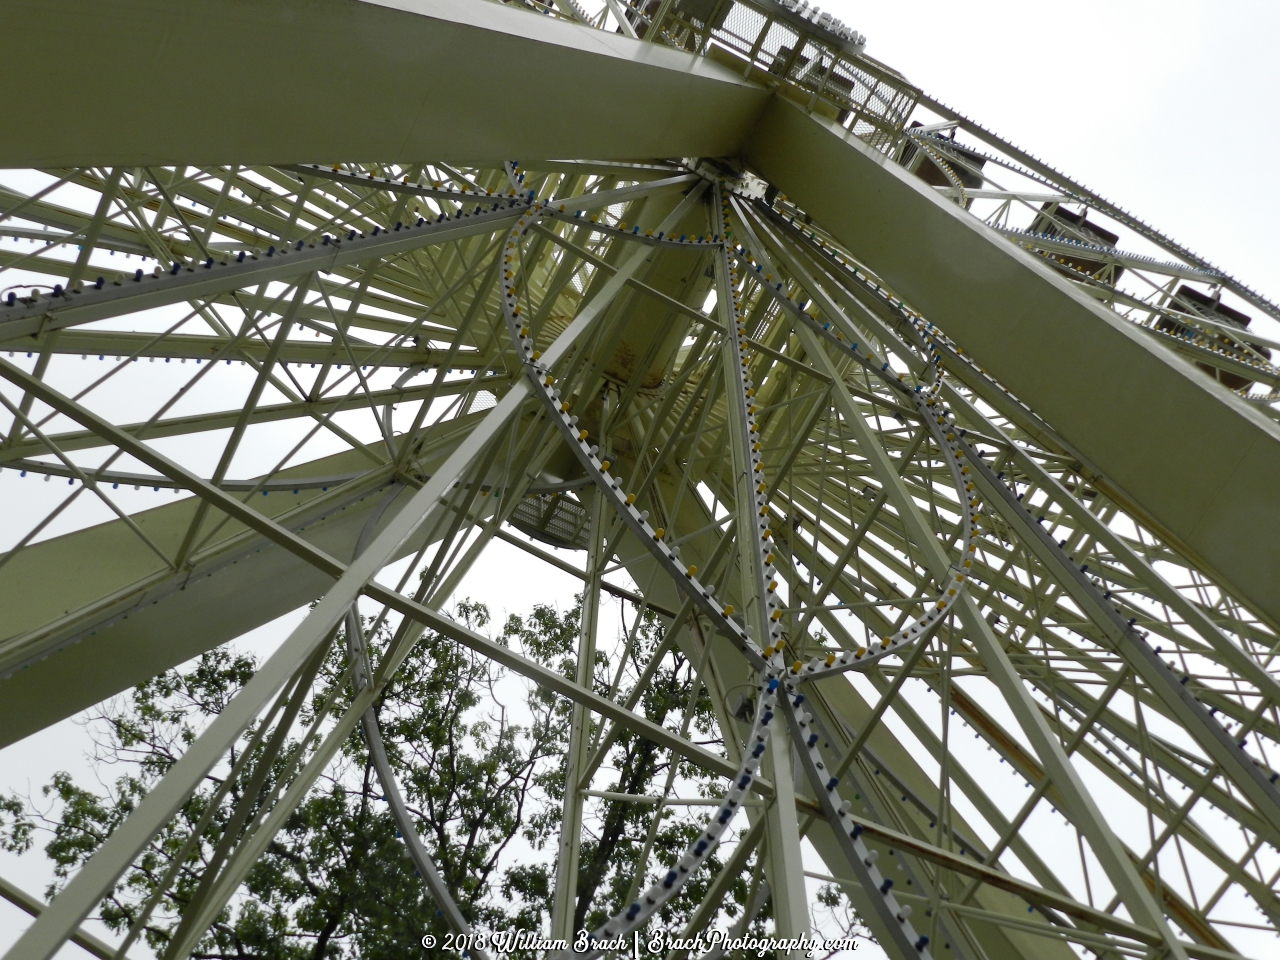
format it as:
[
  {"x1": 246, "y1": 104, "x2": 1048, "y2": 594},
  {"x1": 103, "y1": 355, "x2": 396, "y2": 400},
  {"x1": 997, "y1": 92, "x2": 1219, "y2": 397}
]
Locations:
[
  {"x1": 747, "y1": 184, "x2": 1280, "y2": 952},
  {"x1": 727, "y1": 195, "x2": 981, "y2": 678},
  {"x1": 495, "y1": 165, "x2": 982, "y2": 955},
  {"x1": 723, "y1": 192, "x2": 967, "y2": 958},
  {"x1": 499, "y1": 168, "x2": 785, "y2": 948}
]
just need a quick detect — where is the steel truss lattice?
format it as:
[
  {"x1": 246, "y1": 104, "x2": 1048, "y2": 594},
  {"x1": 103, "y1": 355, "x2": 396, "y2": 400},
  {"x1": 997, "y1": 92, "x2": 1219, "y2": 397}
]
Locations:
[{"x1": 1, "y1": 3, "x2": 1279, "y2": 960}]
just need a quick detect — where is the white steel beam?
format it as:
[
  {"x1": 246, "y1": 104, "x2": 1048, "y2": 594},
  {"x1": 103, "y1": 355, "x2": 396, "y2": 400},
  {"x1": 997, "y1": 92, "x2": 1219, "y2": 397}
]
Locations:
[
  {"x1": 744, "y1": 98, "x2": 1280, "y2": 630},
  {"x1": 790, "y1": 322, "x2": 1191, "y2": 960},
  {"x1": 550, "y1": 490, "x2": 605, "y2": 941},
  {"x1": 0, "y1": 0, "x2": 768, "y2": 168},
  {"x1": 0, "y1": 205, "x2": 521, "y2": 340},
  {"x1": 710, "y1": 226, "x2": 813, "y2": 945}
]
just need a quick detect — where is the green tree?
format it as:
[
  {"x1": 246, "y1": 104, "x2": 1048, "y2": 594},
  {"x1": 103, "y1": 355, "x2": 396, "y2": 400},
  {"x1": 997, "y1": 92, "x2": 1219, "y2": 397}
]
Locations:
[{"x1": 0, "y1": 598, "x2": 799, "y2": 958}]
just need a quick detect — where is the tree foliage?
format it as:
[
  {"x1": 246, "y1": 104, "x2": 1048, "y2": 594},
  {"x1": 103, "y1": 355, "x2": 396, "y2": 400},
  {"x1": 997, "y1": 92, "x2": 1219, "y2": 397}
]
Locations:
[{"x1": 0, "y1": 598, "x2": 799, "y2": 959}]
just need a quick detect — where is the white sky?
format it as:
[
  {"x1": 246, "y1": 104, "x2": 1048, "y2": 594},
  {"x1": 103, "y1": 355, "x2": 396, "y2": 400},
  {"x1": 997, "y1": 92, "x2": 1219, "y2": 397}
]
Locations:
[
  {"x1": 844, "y1": 0, "x2": 1280, "y2": 306},
  {"x1": 2, "y1": 2, "x2": 1276, "y2": 957}
]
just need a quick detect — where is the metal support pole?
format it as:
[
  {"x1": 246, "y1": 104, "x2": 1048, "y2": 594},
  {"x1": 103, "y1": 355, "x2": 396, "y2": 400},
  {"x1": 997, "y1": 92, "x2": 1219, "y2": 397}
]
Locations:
[
  {"x1": 551, "y1": 487, "x2": 606, "y2": 942},
  {"x1": 791, "y1": 323, "x2": 1191, "y2": 960},
  {"x1": 713, "y1": 193, "x2": 811, "y2": 947},
  {"x1": 0, "y1": 292, "x2": 598, "y2": 960}
]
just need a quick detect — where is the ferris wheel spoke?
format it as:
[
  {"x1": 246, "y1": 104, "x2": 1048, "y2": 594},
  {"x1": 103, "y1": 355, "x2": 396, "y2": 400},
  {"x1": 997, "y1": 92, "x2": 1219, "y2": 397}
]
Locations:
[
  {"x1": 779, "y1": 681, "x2": 940, "y2": 957},
  {"x1": 855, "y1": 660, "x2": 1074, "y2": 884},
  {"x1": 952, "y1": 624, "x2": 1249, "y2": 865},
  {"x1": 955, "y1": 436, "x2": 1280, "y2": 839},
  {"x1": 711, "y1": 185, "x2": 952, "y2": 947},
  {"x1": 158, "y1": 634, "x2": 342, "y2": 960},
  {"x1": 1038, "y1": 689, "x2": 1279, "y2": 915},
  {"x1": 173, "y1": 278, "x2": 318, "y2": 561},
  {"x1": 964, "y1": 610, "x2": 1198, "y2": 955},
  {"x1": 742, "y1": 319, "x2": 1194, "y2": 953},
  {"x1": 1, "y1": 127, "x2": 1274, "y2": 959},
  {"x1": 960, "y1": 387, "x2": 1280, "y2": 703},
  {"x1": 1, "y1": 276, "x2": 592, "y2": 956},
  {"x1": 164, "y1": 474, "x2": 496, "y2": 959}
]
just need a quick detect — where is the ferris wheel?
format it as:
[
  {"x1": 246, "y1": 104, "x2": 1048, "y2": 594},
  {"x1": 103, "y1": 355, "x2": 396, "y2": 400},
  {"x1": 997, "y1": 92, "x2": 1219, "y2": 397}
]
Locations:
[{"x1": 1, "y1": 2, "x2": 1279, "y2": 960}]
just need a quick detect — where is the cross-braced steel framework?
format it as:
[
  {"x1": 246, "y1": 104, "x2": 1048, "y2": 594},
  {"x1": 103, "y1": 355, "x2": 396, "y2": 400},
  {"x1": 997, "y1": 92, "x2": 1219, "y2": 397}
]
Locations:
[{"x1": 2, "y1": 1, "x2": 1279, "y2": 959}]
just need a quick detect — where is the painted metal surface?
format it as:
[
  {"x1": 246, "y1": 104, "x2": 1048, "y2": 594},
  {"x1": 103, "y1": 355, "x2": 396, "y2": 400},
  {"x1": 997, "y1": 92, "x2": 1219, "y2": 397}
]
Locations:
[{"x1": 0, "y1": 3, "x2": 1276, "y2": 959}]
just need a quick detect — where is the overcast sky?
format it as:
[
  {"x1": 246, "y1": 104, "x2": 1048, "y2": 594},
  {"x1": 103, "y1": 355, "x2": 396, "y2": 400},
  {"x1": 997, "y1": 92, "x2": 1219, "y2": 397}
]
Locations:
[
  {"x1": 842, "y1": 0, "x2": 1279, "y2": 305},
  {"x1": 2, "y1": 2, "x2": 1275, "y2": 956}
]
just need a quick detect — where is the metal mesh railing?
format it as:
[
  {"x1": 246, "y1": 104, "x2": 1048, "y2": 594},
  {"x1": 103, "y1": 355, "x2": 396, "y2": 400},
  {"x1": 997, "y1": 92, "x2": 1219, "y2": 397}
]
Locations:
[
  {"x1": 495, "y1": 0, "x2": 920, "y2": 153},
  {"x1": 509, "y1": 492, "x2": 592, "y2": 549},
  {"x1": 656, "y1": 0, "x2": 920, "y2": 150}
]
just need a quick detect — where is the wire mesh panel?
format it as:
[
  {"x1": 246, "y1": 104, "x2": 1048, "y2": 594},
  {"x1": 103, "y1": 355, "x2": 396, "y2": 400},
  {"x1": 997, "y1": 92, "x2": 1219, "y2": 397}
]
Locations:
[{"x1": 509, "y1": 492, "x2": 592, "y2": 549}]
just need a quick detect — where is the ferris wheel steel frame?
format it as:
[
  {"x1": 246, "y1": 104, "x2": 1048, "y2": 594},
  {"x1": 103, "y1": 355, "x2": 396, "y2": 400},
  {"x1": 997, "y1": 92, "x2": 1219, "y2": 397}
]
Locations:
[{"x1": 0, "y1": 2, "x2": 1278, "y2": 960}]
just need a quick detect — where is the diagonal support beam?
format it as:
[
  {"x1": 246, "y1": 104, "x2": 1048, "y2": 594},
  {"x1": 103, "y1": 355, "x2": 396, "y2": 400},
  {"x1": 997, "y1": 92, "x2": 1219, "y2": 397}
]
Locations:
[
  {"x1": 958, "y1": 436, "x2": 1280, "y2": 841},
  {"x1": 788, "y1": 323, "x2": 1191, "y2": 960},
  {"x1": 0, "y1": 204, "x2": 522, "y2": 340},
  {"x1": 0, "y1": 0, "x2": 767, "y2": 168},
  {"x1": 744, "y1": 97, "x2": 1280, "y2": 632}
]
